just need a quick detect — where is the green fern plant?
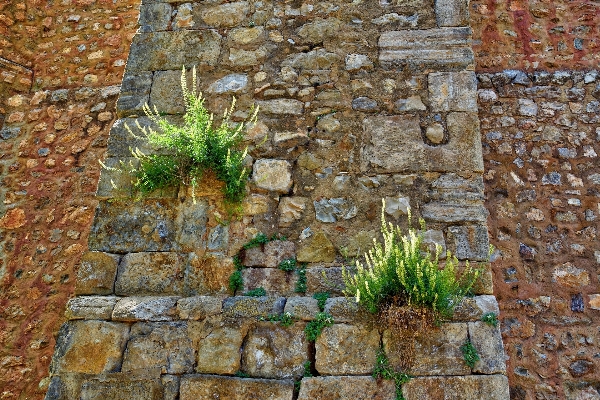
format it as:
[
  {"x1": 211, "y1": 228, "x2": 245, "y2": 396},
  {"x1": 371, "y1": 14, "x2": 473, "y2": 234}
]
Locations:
[
  {"x1": 343, "y1": 200, "x2": 481, "y2": 319},
  {"x1": 123, "y1": 66, "x2": 257, "y2": 204}
]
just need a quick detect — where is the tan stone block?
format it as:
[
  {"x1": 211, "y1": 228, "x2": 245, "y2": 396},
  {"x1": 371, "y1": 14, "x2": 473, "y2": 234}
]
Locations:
[
  {"x1": 79, "y1": 374, "x2": 163, "y2": 400},
  {"x1": 115, "y1": 253, "x2": 186, "y2": 296},
  {"x1": 75, "y1": 252, "x2": 120, "y2": 295},
  {"x1": 402, "y1": 375, "x2": 509, "y2": 400},
  {"x1": 297, "y1": 232, "x2": 336, "y2": 263},
  {"x1": 298, "y1": 376, "x2": 395, "y2": 400},
  {"x1": 180, "y1": 375, "x2": 294, "y2": 400},
  {"x1": 50, "y1": 321, "x2": 129, "y2": 375},
  {"x1": 468, "y1": 322, "x2": 506, "y2": 374},
  {"x1": 315, "y1": 324, "x2": 379, "y2": 375},
  {"x1": 196, "y1": 325, "x2": 244, "y2": 374},
  {"x1": 185, "y1": 253, "x2": 234, "y2": 296}
]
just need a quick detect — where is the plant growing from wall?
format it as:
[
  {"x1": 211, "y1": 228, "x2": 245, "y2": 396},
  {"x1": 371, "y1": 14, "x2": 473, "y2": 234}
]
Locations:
[
  {"x1": 342, "y1": 201, "x2": 481, "y2": 321},
  {"x1": 481, "y1": 312, "x2": 498, "y2": 327},
  {"x1": 313, "y1": 292, "x2": 329, "y2": 312},
  {"x1": 372, "y1": 348, "x2": 411, "y2": 400},
  {"x1": 461, "y1": 339, "x2": 480, "y2": 369},
  {"x1": 123, "y1": 66, "x2": 257, "y2": 204},
  {"x1": 305, "y1": 312, "x2": 334, "y2": 342}
]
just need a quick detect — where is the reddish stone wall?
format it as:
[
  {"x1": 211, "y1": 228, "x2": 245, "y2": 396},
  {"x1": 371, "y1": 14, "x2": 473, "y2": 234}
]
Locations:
[
  {"x1": 471, "y1": 0, "x2": 600, "y2": 71},
  {"x1": 0, "y1": 1, "x2": 138, "y2": 398}
]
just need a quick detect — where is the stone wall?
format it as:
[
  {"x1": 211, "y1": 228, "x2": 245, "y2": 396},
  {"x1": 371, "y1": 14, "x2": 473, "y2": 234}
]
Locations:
[
  {"x1": 43, "y1": 0, "x2": 509, "y2": 398},
  {"x1": 480, "y1": 70, "x2": 600, "y2": 399}
]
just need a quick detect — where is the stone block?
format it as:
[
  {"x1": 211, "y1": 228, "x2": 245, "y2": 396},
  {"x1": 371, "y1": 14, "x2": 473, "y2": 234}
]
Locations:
[
  {"x1": 284, "y1": 297, "x2": 320, "y2": 320},
  {"x1": 428, "y1": 72, "x2": 477, "y2": 112},
  {"x1": 222, "y1": 296, "x2": 286, "y2": 318},
  {"x1": 242, "y1": 322, "x2": 309, "y2": 379},
  {"x1": 50, "y1": 321, "x2": 129, "y2": 374},
  {"x1": 361, "y1": 113, "x2": 484, "y2": 174},
  {"x1": 297, "y1": 376, "x2": 395, "y2": 400},
  {"x1": 552, "y1": 263, "x2": 590, "y2": 288},
  {"x1": 242, "y1": 268, "x2": 297, "y2": 296},
  {"x1": 421, "y1": 203, "x2": 488, "y2": 223},
  {"x1": 115, "y1": 253, "x2": 185, "y2": 296},
  {"x1": 435, "y1": 0, "x2": 469, "y2": 27},
  {"x1": 379, "y1": 28, "x2": 473, "y2": 69},
  {"x1": 177, "y1": 296, "x2": 223, "y2": 320},
  {"x1": 257, "y1": 99, "x2": 304, "y2": 115},
  {"x1": 139, "y1": 3, "x2": 171, "y2": 32},
  {"x1": 44, "y1": 374, "x2": 87, "y2": 400},
  {"x1": 279, "y1": 197, "x2": 308, "y2": 227},
  {"x1": 79, "y1": 374, "x2": 164, "y2": 400},
  {"x1": 184, "y1": 253, "x2": 234, "y2": 296},
  {"x1": 297, "y1": 232, "x2": 336, "y2": 263},
  {"x1": 315, "y1": 324, "x2": 379, "y2": 375},
  {"x1": 282, "y1": 49, "x2": 341, "y2": 70},
  {"x1": 468, "y1": 322, "x2": 506, "y2": 374},
  {"x1": 148, "y1": 69, "x2": 195, "y2": 115},
  {"x1": 252, "y1": 159, "x2": 293, "y2": 193},
  {"x1": 106, "y1": 116, "x2": 183, "y2": 158},
  {"x1": 116, "y1": 72, "x2": 153, "y2": 117},
  {"x1": 180, "y1": 375, "x2": 294, "y2": 400},
  {"x1": 96, "y1": 157, "x2": 138, "y2": 199},
  {"x1": 196, "y1": 326, "x2": 245, "y2": 374},
  {"x1": 207, "y1": 73, "x2": 249, "y2": 94},
  {"x1": 296, "y1": 18, "x2": 341, "y2": 45},
  {"x1": 199, "y1": 2, "x2": 249, "y2": 28},
  {"x1": 65, "y1": 296, "x2": 118, "y2": 320},
  {"x1": 421, "y1": 230, "x2": 447, "y2": 258},
  {"x1": 452, "y1": 295, "x2": 499, "y2": 322},
  {"x1": 430, "y1": 173, "x2": 485, "y2": 202},
  {"x1": 314, "y1": 198, "x2": 358, "y2": 223},
  {"x1": 447, "y1": 225, "x2": 490, "y2": 261},
  {"x1": 384, "y1": 323, "x2": 470, "y2": 376},
  {"x1": 122, "y1": 322, "x2": 194, "y2": 374},
  {"x1": 112, "y1": 297, "x2": 179, "y2": 321},
  {"x1": 75, "y1": 252, "x2": 120, "y2": 295},
  {"x1": 162, "y1": 375, "x2": 179, "y2": 400},
  {"x1": 306, "y1": 267, "x2": 345, "y2": 296},
  {"x1": 126, "y1": 30, "x2": 221, "y2": 72},
  {"x1": 323, "y1": 297, "x2": 364, "y2": 323},
  {"x1": 244, "y1": 240, "x2": 296, "y2": 268},
  {"x1": 402, "y1": 375, "x2": 510, "y2": 400}
]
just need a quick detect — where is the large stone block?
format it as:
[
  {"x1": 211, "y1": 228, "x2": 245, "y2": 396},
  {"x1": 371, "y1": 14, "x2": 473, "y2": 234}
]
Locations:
[
  {"x1": 379, "y1": 28, "x2": 473, "y2": 69},
  {"x1": 122, "y1": 322, "x2": 195, "y2": 374},
  {"x1": 196, "y1": 325, "x2": 245, "y2": 374},
  {"x1": 79, "y1": 374, "x2": 164, "y2": 400},
  {"x1": 65, "y1": 296, "x2": 118, "y2": 320},
  {"x1": 115, "y1": 72, "x2": 153, "y2": 117},
  {"x1": 50, "y1": 321, "x2": 129, "y2": 374},
  {"x1": 180, "y1": 375, "x2": 294, "y2": 400},
  {"x1": 138, "y1": 2, "x2": 171, "y2": 31},
  {"x1": 447, "y1": 224, "x2": 490, "y2": 261},
  {"x1": 106, "y1": 116, "x2": 183, "y2": 158},
  {"x1": 242, "y1": 268, "x2": 297, "y2": 296},
  {"x1": 115, "y1": 253, "x2": 185, "y2": 296},
  {"x1": 468, "y1": 322, "x2": 506, "y2": 374},
  {"x1": 361, "y1": 113, "x2": 484, "y2": 173},
  {"x1": 252, "y1": 159, "x2": 293, "y2": 193},
  {"x1": 75, "y1": 252, "x2": 120, "y2": 295},
  {"x1": 284, "y1": 297, "x2": 320, "y2": 321},
  {"x1": 112, "y1": 297, "x2": 180, "y2": 321},
  {"x1": 184, "y1": 253, "x2": 234, "y2": 296},
  {"x1": 452, "y1": 295, "x2": 499, "y2": 322},
  {"x1": 222, "y1": 296, "x2": 286, "y2": 318},
  {"x1": 241, "y1": 322, "x2": 309, "y2": 379},
  {"x1": 421, "y1": 203, "x2": 488, "y2": 223},
  {"x1": 199, "y1": 2, "x2": 249, "y2": 28},
  {"x1": 384, "y1": 323, "x2": 470, "y2": 376},
  {"x1": 243, "y1": 240, "x2": 296, "y2": 268},
  {"x1": 306, "y1": 267, "x2": 345, "y2": 296},
  {"x1": 126, "y1": 30, "x2": 221, "y2": 72},
  {"x1": 428, "y1": 72, "x2": 477, "y2": 112},
  {"x1": 315, "y1": 324, "x2": 379, "y2": 375},
  {"x1": 96, "y1": 157, "x2": 138, "y2": 199},
  {"x1": 297, "y1": 232, "x2": 336, "y2": 263},
  {"x1": 297, "y1": 376, "x2": 395, "y2": 400},
  {"x1": 402, "y1": 375, "x2": 510, "y2": 400},
  {"x1": 177, "y1": 296, "x2": 223, "y2": 320}
]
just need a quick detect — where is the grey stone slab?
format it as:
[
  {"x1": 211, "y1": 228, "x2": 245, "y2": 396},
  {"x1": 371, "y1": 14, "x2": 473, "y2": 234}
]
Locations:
[
  {"x1": 180, "y1": 375, "x2": 294, "y2": 400},
  {"x1": 222, "y1": 296, "x2": 286, "y2": 318},
  {"x1": 435, "y1": 0, "x2": 469, "y2": 27},
  {"x1": 421, "y1": 202, "x2": 488, "y2": 223},
  {"x1": 315, "y1": 324, "x2": 379, "y2": 375},
  {"x1": 468, "y1": 322, "x2": 507, "y2": 374},
  {"x1": 242, "y1": 322, "x2": 309, "y2": 379},
  {"x1": 139, "y1": 3, "x2": 172, "y2": 32},
  {"x1": 106, "y1": 116, "x2": 182, "y2": 158},
  {"x1": 323, "y1": 297, "x2": 362, "y2": 323},
  {"x1": 115, "y1": 253, "x2": 186, "y2": 296},
  {"x1": 65, "y1": 296, "x2": 118, "y2": 320},
  {"x1": 257, "y1": 99, "x2": 304, "y2": 115},
  {"x1": 429, "y1": 71, "x2": 477, "y2": 112},
  {"x1": 361, "y1": 113, "x2": 484, "y2": 173},
  {"x1": 195, "y1": 323, "x2": 246, "y2": 374},
  {"x1": 112, "y1": 296, "x2": 180, "y2": 321},
  {"x1": 284, "y1": 297, "x2": 320, "y2": 321},
  {"x1": 79, "y1": 374, "x2": 164, "y2": 400},
  {"x1": 149, "y1": 69, "x2": 200, "y2": 115},
  {"x1": 122, "y1": 322, "x2": 194, "y2": 374},
  {"x1": 242, "y1": 268, "x2": 297, "y2": 296},
  {"x1": 452, "y1": 295, "x2": 499, "y2": 322},
  {"x1": 116, "y1": 72, "x2": 153, "y2": 117},
  {"x1": 298, "y1": 376, "x2": 395, "y2": 400},
  {"x1": 96, "y1": 157, "x2": 138, "y2": 199},
  {"x1": 126, "y1": 30, "x2": 222, "y2": 72},
  {"x1": 447, "y1": 224, "x2": 490, "y2": 261},
  {"x1": 402, "y1": 375, "x2": 510, "y2": 400},
  {"x1": 430, "y1": 173, "x2": 485, "y2": 202},
  {"x1": 306, "y1": 267, "x2": 346, "y2": 296},
  {"x1": 252, "y1": 159, "x2": 293, "y2": 192},
  {"x1": 379, "y1": 28, "x2": 473, "y2": 69},
  {"x1": 177, "y1": 296, "x2": 223, "y2": 320}
]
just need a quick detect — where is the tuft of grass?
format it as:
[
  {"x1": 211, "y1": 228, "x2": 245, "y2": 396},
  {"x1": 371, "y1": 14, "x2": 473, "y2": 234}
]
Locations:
[
  {"x1": 305, "y1": 312, "x2": 334, "y2": 342},
  {"x1": 263, "y1": 312, "x2": 295, "y2": 327},
  {"x1": 243, "y1": 232, "x2": 269, "y2": 249},
  {"x1": 372, "y1": 348, "x2": 411, "y2": 400},
  {"x1": 279, "y1": 258, "x2": 297, "y2": 272},
  {"x1": 461, "y1": 340, "x2": 480, "y2": 369},
  {"x1": 481, "y1": 312, "x2": 498, "y2": 327},
  {"x1": 343, "y1": 200, "x2": 481, "y2": 320},
  {"x1": 313, "y1": 292, "x2": 330, "y2": 312},
  {"x1": 229, "y1": 270, "x2": 243, "y2": 293},
  {"x1": 243, "y1": 287, "x2": 266, "y2": 297},
  {"x1": 124, "y1": 66, "x2": 257, "y2": 204}
]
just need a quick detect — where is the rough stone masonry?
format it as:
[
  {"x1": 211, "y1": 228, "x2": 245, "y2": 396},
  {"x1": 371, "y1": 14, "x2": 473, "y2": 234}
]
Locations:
[{"x1": 44, "y1": 0, "x2": 509, "y2": 399}]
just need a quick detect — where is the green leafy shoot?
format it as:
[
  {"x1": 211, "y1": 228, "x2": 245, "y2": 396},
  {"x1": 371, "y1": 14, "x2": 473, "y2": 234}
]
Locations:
[
  {"x1": 279, "y1": 258, "x2": 297, "y2": 272},
  {"x1": 313, "y1": 292, "x2": 330, "y2": 312},
  {"x1": 481, "y1": 312, "x2": 498, "y2": 327},
  {"x1": 343, "y1": 200, "x2": 481, "y2": 320},
  {"x1": 295, "y1": 265, "x2": 307, "y2": 294},
  {"x1": 234, "y1": 370, "x2": 249, "y2": 378},
  {"x1": 243, "y1": 233, "x2": 269, "y2": 249},
  {"x1": 461, "y1": 340, "x2": 480, "y2": 369},
  {"x1": 229, "y1": 270, "x2": 243, "y2": 294},
  {"x1": 263, "y1": 312, "x2": 295, "y2": 327},
  {"x1": 303, "y1": 360, "x2": 313, "y2": 377},
  {"x1": 125, "y1": 66, "x2": 257, "y2": 204},
  {"x1": 305, "y1": 312, "x2": 334, "y2": 342},
  {"x1": 372, "y1": 349, "x2": 410, "y2": 400},
  {"x1": 243, "y1": 287, "x2": 266, "y2": 297}
]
